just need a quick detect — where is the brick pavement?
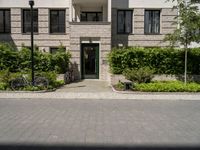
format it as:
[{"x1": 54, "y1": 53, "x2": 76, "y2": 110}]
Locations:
[{"x1": 0, "y1": 98, "x2": 200, "y2": 147}]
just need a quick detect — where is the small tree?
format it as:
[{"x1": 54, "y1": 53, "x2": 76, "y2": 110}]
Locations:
[{"x1": 164, "y1": 0, "x2": 200, "y2": 84}]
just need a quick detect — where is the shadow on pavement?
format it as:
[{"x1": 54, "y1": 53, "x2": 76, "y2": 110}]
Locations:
[{"x1": 0, "y1": 144, "x2": 200, "y2": 150}]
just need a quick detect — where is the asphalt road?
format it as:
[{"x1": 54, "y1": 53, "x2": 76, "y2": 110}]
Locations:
[{"x1": 0, "y1": 98, "x2": 200, "y2": 150}]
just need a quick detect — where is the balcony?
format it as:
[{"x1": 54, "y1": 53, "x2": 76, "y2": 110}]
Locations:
[{"x1": 69, "y1": 0, "x2": 111, "y2": 23}]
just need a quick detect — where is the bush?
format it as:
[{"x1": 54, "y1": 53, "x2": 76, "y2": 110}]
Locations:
[
  {"x1": 0, "y1": 69, "x2": 24, "y2": 87},
  {"x1": 35, "y1": 71, "x2": 57, "y2": 86},
  {"x1": 0, "y1": 83, "x2": 7, "y2": 90},
  {"x1": 114, "y1": 81, "x2": 125, "y2": 91},
  {"x1": 134, "y1": 81, "x2": 200, "y2": 92},
  {"x1": 0, "y1": 43, "x2": 19, "y2": 72},
  {"x1": 0, "y1": 43, "x2": 71, "y2": 74},
  {"x1": 123, "y1": 67, "x2": 154, "y2": 83},
  {"x1": 0, "y1": 70, "x2": 64, "y2": 91},
  {"x1": 108, "y1": 47, "x2": 200, "y2": 75},
  {"x1": 51, "y1": 51, "x2": 71, "y2": 73}
]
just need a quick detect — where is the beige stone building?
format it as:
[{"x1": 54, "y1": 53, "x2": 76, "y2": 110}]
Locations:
[{"x1": 0, "y1": 0, "x2": 177, "y2": 81}]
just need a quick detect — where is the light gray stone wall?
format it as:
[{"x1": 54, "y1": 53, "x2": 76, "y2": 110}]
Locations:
[
  {"x1": 69, "y1": 22, "x2": 111, "y2": 81},
  {"x1": 0, "y1": 8, "x2": 70, "y2": 52},
  {"x1": 112, "y1": 8, "x2": 178, "y2": 47}
]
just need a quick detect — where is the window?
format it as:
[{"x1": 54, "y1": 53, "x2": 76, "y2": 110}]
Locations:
[
  {"x1": 117, "y1": 10, "x2": 133, "y2": 34},
  {"x1": 144, "y1": 10, "x2": 160, "y2": 34},
  {"x1": 0, "y1": 9, "x2": 11, "y2": 33},
  {"x1": 80, "y1": 12, "x2": 103, "y2": 22},
  {"x1": 50, "y1": 10, "x2": 65, "y2": 33},
  {"x1": 22, "y1": 9, "x2": 38, "y2": 33}
]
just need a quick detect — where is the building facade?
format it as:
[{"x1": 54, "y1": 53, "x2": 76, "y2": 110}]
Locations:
[{"x1": 0, "y1": 0, "x2": 177, "y2": 81}]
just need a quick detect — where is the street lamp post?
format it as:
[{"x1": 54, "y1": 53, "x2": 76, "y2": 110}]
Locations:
[{"x1": 29, "y1": 0, "x2": 35, "y2": 86}]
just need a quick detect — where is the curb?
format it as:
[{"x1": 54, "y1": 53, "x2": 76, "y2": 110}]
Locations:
[
  {"x1": 0, "y1": 89, "x2": 56, "y2": 93},
  {"x1": 111, "y1": 85, "x2": 133, "y2": 94},
  {"x1": 111, "y1": 85, "x2": 200, "y2": 95}
]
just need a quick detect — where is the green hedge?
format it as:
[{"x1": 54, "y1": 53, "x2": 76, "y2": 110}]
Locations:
[
  {"x1": 0, "y1": 43, "x2": 71, "y2": 74},
  {"x1": 108, "y1": 47, "x2": 200, "y2": 75}
]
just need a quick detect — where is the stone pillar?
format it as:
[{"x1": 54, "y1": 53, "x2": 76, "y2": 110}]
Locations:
[{"x1": 107, "y1": 0, "x2": 111, "y2": 22}]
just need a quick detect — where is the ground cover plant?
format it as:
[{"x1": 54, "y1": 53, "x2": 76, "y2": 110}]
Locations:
[
  {"x1": 134, "y1": 81, "x2": 200, "y2": 92},
  {"x1": 115, "y1": 81, "x2": 200, "y2": 92}
]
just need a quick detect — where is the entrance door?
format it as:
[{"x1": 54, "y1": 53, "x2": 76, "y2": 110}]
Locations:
[{"x1": 81, "y1": 44, "x2": 99, "y2": 79}]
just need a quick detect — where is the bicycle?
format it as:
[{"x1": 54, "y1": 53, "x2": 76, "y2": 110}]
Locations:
[
  {"x1": 10, "y1": 75, "x2": 49, "y2": 91},
  {"x1": 64, "y1": 68, "x2": 75, "y2": 84}
]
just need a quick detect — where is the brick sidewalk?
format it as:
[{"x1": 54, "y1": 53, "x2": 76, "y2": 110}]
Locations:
[{"x1": 0, "y1": 98, "x2": 200, "y2": 146}]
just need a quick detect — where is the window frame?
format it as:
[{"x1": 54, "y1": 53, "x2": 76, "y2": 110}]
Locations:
[
  {"x1": 80, "y1": 12, "x2": 103, "y2": 22},
  {"x1": 0, "y1": 9, "x2": 11, "y2": 34},
  {"x1": 22, "y1": 9, "x2": 38, "y2": 34},
  {"x1": 49, "y1": 9, "x2": 66, "y2": 34},
  {"x1": 117, "y1": 10, "x2": 133, "y2": 34},
  {"x1": 144, "y1": 10, "x2": 161, "y2": 35}
]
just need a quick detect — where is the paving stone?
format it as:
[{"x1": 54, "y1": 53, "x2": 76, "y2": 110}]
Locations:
[{"x1": 0, "y1": 99, "x2": 200, "y2": 146}]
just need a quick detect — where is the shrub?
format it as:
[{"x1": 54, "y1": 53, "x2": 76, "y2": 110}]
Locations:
[
  {"x1": 0, "y1": 70, "x2": 64, "y2": 91},
  {"x1": 0, "y1": 43, "x2": 71, "y2": 74},
  {"x1": 35, "y1": 71, "x2": 57, "y2": 86},
  {"x1": 115, "y1": 81, "x2": 125, "y2": 91},
  {"x1": 51, "y1": 51, "x2": 71, "y2": 74},
  {"x1": 0, "y1": 83, "x2": 7, "y2": 90},
  {"x1": 135, "y1": 81, "x2": 200, "y2": 92},
  {"x1": 0, "y1": 43, "x2": 19, "y2": 72},
  {"x1": 0, "y1": 69, "x2": 24, "y2": 87},
  {"x1": 123, "y1": 67, "x2": 154, "y2": 83},
  {"x1": 108, "y1": 47, "x2": 200, "y2": 75}
]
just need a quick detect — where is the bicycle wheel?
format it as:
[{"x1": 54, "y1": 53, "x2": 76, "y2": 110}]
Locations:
[
  {"x1": 64, "y1": 72, "x2": 71, "y2": 84},
  {"x1": 10, "y1": 77, "x2": 27, "y2": 90},
  {"x1": 34, "y1": 77, "x2": 49, "y2": 88}
]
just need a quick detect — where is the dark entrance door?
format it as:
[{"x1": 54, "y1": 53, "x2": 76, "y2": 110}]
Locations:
[{"x1": 81, "y1": 43, "x2": 99, "y2": 79}]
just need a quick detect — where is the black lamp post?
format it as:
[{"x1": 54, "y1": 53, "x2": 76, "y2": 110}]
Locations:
[{"x1": 29, "y1": 0, "x2": 35, "y2": 86}]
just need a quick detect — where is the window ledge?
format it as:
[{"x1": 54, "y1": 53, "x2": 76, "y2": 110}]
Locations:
[
  {"x1": 144, "y1": 33, "x2": 162, "y2": 35},
  {"x1": 22, "y1": 33, "x2": 39, "y2": 35},
  {"x1": 0, "y1": 33, "x2": 11, "y2": 34},
  {"x1": 49, "y1": 33, "x2": 67, "y2": 35},
  {"x1": 117, "y1": 33, "x2": 133, "y2": 35}
]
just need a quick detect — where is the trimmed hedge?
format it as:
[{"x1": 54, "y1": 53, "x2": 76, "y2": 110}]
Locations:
[
  {"x1": 0, "y1": 43, "x2": 71, "y2": 74},
  {"x1": 108, "y1": 47, "x2": 200, "y2": 75}
]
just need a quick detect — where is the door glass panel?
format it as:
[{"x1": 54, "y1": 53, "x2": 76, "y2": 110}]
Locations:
[
  {"x1": 84, "y1": 46, "x2": 96, "y2": 75},
  {"x1": 82, "y1": 44, "x2": 99, "y2": 79}
]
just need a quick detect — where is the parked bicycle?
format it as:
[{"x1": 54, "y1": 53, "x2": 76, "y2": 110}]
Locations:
[
  {"x1": 10, "y1": 75, "x2": 49, "y2": 90},
  {"x1": 64, "y1": 68, "x2": 75, "y2": 84}
]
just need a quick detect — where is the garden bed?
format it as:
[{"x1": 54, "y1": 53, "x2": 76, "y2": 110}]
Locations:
[
  {"x1": 114, "y1": 81, "x2": 200, "y2": 93},
  {"x1": 0, "y1": 42, "x2": 71, "y2": 91}
]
